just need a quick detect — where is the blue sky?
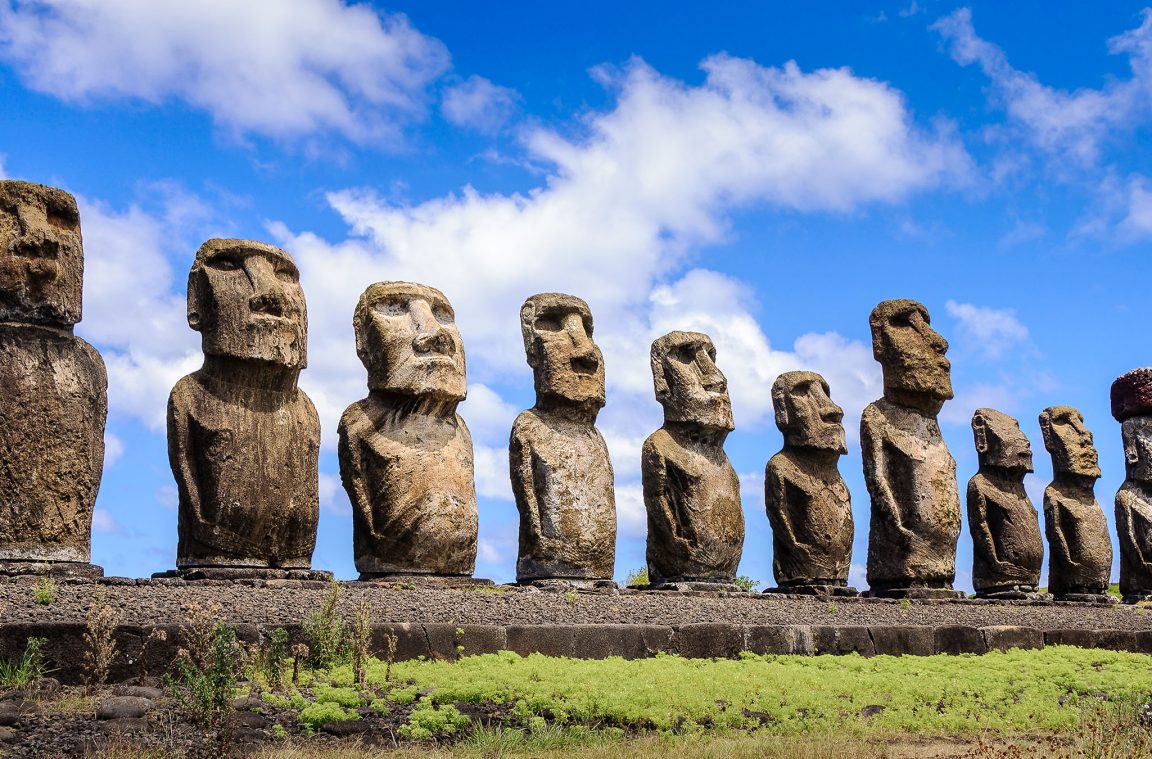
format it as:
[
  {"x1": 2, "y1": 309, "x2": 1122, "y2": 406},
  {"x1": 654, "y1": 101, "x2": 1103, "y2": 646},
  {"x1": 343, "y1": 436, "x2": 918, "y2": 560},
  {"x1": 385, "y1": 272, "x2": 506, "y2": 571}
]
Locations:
[{"x1": 2, "y1": 1, "x2": 1150, "y2": 589}]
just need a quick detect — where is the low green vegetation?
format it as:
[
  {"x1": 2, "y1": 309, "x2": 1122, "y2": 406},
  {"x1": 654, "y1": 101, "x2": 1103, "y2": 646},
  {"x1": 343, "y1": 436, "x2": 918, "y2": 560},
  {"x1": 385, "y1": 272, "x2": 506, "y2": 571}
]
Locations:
[
  {"x1": 0, "y1": 636, "x2": 47, "y2": 686},
  {"x1": 32, "y1": 577, "x2": 56, "y2": 605}
]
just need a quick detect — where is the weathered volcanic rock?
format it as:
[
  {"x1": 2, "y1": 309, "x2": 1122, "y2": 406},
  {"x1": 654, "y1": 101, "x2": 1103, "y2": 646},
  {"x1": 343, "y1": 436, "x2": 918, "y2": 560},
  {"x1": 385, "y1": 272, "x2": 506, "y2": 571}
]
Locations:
[
  {"x1": 642, "y1": 331, "x2": 743, "y2": 586},
  {"x1": 1112, "y1": 370, "x2": 1152, "y2": 603}
]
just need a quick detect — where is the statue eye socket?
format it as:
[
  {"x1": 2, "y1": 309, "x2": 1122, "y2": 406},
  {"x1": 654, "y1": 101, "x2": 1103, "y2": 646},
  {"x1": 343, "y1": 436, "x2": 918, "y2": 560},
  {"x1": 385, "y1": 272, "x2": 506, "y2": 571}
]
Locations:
[
  {"x1": 375, "y1": 296, "x2": 409, "y2": 317},
  {"x1": 209, "y1": 256, "x2": 240, "y2": 271},
  {"x1": 275, "y1": 265, "x2": 298, "y2": 283},
  {"x1": 433, "y1": 304, "x2": 454, "y2": 324},
  {"x1": 535, "y1": 315, "x2": 561, "y2": 331},
  {"x1": 676, "y1": 346, "x2": 696, "y2": 363}
]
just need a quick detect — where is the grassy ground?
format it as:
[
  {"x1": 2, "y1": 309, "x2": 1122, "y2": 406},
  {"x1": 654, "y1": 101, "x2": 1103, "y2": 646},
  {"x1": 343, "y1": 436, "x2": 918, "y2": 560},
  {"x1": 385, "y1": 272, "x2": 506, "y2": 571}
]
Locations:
[{"x1": 70, "y1": 645, "x2": 1152, "y2": 757}]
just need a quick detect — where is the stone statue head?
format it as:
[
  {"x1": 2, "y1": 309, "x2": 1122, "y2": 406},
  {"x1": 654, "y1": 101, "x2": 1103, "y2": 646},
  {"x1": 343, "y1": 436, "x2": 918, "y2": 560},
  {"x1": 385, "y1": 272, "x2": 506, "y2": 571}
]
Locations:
[
  {"x1": 1121, "y1": 417, "x2": 1152, "y2": 483},
  {"x1": 650, "y1": 331, "x2": 732, "y2": 431},
  {"x1": 353, "y1": 281, "x2": 466, "y2": 400},
  {"x1": 1039, "y1": 405, "x2": 1101, "y2": 479},
  {"x1": 187, "y1": 239, "x2": 307, "y2": 370},
  {"x1": 772, "y1": 370, "x2": 847, "y2": 454},
  {"x1": 972, "y1": 408, "x2": 1033, "y2": 474},
  {"x1": 0, "y1": 180, "x2": 84, "y2": 327},
  {"x1": 869, "y1": 299, "x2": 953, "y2": 411},
  {"x1": 520, "y1": 292, "x2": 605, "y2": 409}
]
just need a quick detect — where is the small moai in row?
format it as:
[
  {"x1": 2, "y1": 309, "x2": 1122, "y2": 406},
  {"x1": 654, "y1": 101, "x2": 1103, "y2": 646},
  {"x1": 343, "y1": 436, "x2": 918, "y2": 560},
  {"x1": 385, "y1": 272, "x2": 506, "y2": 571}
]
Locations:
[
  {"x1": 1111, "y1": 369, "x2": 1152, "y2": 603},
  {"x1": 764, "y1": 371, "x2": 856, "y2": 597},
  {"x1": 510, "y1": 293, "x2": 616, "y2": 588},
  {"x1": 0, "y1": 181, "x2": 107, "y2": 577},
  {"x1": 338, "y1": 282, "x2": 486, "y2": 585},
  {"x1": 1039, "y1": 406, "x2": 1113, "y2": 603},
  {"x1": 862, "y1": 299, "x2": 963, "y2": 599},
  {"x1": 966, "y1": 409, "x2": 1047, "y2": 600},
  {"x1": 641, "y1": 331, "x2": 744, "y2": 590},
  {"x1": 163, "y1": 239, "x2": 326, "y2": 579}
]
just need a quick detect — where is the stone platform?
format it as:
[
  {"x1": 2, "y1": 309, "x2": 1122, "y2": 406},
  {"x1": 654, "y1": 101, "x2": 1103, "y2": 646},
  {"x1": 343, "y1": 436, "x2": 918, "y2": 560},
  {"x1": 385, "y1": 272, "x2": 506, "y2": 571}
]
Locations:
[{"x1": 0, "y1": 578, "x2": 1148, "y2": 684}]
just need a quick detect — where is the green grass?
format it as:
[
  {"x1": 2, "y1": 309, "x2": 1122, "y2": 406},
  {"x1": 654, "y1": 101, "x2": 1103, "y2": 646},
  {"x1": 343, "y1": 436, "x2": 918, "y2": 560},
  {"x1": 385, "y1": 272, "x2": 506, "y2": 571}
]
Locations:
[{"x1": 373, "y1": 646, "x2": 1152, "y2": 737}]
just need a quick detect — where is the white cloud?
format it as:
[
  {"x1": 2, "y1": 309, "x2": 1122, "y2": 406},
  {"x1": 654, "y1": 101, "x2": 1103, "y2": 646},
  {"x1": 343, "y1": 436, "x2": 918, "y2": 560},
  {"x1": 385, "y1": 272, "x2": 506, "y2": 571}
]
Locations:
[
  {"x1": 944, "y1": 300, "x2": 1029, "y2": 361},
  {"x1": 441, "y1": 75, "x2": 518, "y2": 133},
  {"x1": 318, "y1": 472, "x2": 349, "y2": 516},
  {"x1": 1119, "y1": 175, "x2": 1152, "y2": 238},
  {"x1": 156, "y1": 484, "x2": 178, "y2": 511},
  {"x1": 91, "y1": 508, "x2": 119, "y2": 534},
  {"x1": 933, "y1": 8, "x2": 1152, "y2": 165},
  {"x1": 938, "y1": 382, "x2": 1020, "y2": 427},
  {"x1": 614, "y1": 483, "x2": 647, "y2": 539},
  {"x1": 103, "y1": 432, "x2": 123, "y2": 467},
  {"x1": 0, "y1": 0, "x2": 449, "y2": 146}
]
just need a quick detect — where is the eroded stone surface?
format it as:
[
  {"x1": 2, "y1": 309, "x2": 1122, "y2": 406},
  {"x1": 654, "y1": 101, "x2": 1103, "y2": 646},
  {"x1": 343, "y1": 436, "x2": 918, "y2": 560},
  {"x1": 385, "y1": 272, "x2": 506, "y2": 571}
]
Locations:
[
  {"x1": 338, "y1": 282, "x2": 478, "y2": 578},
  {"x1": 1112, "y1": 371, "x2": 1152, "y2": 603},
  {"x1": 642, "y1": 332, "x2": 743, "y2": 585},
  {"x1": 511, "y1": 293, "x2": 615, "y2": 583},
  {"x1": 765, "y1": 371, "x2": 854, "y2": 594},
  {"x1": 967, "y1": 408, "x2": 1044, "y2": 598},
  {"x1": 168, "y1": 239, "x2": 319, "y2": 570},
  {"x1": 1040, "y1": 406, "x2": 1112, "y2": 601},
  {"x1": 0, "y1": 181, "x2": 106, "y2": 570},
  {"x1": 862, "y1": 300, "x2": 961, "y2": 597}
]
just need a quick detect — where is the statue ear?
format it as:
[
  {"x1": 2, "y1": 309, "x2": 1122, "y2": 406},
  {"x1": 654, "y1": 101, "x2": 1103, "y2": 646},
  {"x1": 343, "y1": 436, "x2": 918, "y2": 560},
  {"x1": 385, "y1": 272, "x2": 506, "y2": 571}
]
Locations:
[
  {"x1": 772, "y1": 392, "x2": 789, "y2": 428},
  {"x1": 520, "y1": 303, "x2": 541, "y2": 369},
  {"x1": 186, "y1": 269, "x2": 206, "y2": 332},
  {"x1": 1038, "y1": 412, "x2": 1054, "y2": 451},
  {"x1": 651, "y1": 354, "x2": 671, "y2": 402},
  {"x1": 972, "y1": 414, "x2": 989, "y2": 454},
  {"x1": 1124, "y1": 423, "x2": 1141, "y2": 465}
]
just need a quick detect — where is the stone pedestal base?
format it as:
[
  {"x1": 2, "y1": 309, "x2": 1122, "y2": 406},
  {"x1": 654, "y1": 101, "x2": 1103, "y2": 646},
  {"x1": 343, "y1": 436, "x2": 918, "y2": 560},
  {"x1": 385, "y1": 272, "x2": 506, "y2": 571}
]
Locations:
[
  {"x1": 974, "y1": 585, "x2": 1051, "y2": 601},
  {"x1": 864, "y1": 586, "x2": 965, "y2": 600},
  {"x1": 764, "y1": 584, "x2": 859, "y2": 597},
  {"x1": 1123, "y1": 592, "x2": 1152, "y2": 604},
  {"x1": 356, "y1": 574, "x2": 493, "y2": 588},
  {"x1": 1054, "y1": 592, "x2": 1117, "y2": 604},
  {"x1": 642, "y1": 580, "x2": 747, "y2": 592},
  {"x1": 519, "y1": 578, "x2": 618, "y2": 591},
  {"x1": 153, "y1": 568, "x2": 333, "y2": 582},
  {"x1": 0, "y1": 561, "x2": 103, "y2": 579}
]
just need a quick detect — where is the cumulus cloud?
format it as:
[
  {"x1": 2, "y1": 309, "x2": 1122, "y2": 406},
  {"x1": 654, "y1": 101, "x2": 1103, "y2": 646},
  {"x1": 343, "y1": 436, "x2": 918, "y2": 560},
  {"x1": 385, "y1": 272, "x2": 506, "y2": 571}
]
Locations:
[
  {"x1": 91, "y1": 508, "x2": 120, "y2": 534},
  {"x1": 0, "y1": 0, "x2": 449, "y2": 146},
  {"x1": 441, "y1": 75, "x2": 519, "y2": 133},
  {"x1": 944, "y1": 299, "x2": 1030, "y2": 361},
  {"x1": 103, "y1": 432, "x2": 124, "y2": 467},
  {"x1": 933, "y1": 8, "x2": 1152, "y2": 164}
]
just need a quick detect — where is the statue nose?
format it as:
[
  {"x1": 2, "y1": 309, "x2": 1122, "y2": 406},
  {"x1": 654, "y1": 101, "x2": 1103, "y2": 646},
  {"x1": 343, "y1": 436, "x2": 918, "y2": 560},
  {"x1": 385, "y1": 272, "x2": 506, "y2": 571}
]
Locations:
[
  {"x1": 415, "y1": 328, "x2": 453, "y2": 355},
  {"x1": 248, "y1": 290, "x2": 285, "y2": 316}
]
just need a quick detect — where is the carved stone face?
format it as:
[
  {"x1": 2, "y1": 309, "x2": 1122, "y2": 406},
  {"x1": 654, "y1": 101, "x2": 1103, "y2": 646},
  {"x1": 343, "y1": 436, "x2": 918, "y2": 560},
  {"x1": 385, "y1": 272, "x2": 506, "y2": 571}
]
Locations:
[
  {"x1": 972, "y1": 408, "x2": 1033, "y2": 473},
  {"x1": 772, "y1": 370, "x2": 847, "y2": 453},
  {"x1": 0, "y1": 181, "x2": 84, "y2": 326},
  {"x1": 354, "y1": 281, "x2": 466, "y2": 400},
  {"x1": 187, "y1": 239, "x2": 307, "y2": 369},
  {"x1": 520, "y1": 293, "x2": 605, "y2": 408},
  {"x1": 1040, "y1": 405, "x2": 1101, "y2": 479},
  {"x1": 1122, "y1": 416, "x2": 1152, "y2": 483},
  {"x1": 870, "y1": 299, "x2": 953, "y2": 406},
  {"x1": 650, "y1": 331, "x2": 732, "y2": 430}
]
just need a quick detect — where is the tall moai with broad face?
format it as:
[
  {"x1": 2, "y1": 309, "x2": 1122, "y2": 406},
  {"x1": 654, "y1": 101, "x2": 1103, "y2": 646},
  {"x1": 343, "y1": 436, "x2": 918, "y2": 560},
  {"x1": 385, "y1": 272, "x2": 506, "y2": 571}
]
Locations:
[
  {"x1": 641, "y1": 331, "x2": 743, "y2": 589},
  {"x1": 861, "y1": 299, "x2": 962, "y2": 598},
  {"x1": 1039, "y1": 405, "x2": 1113, "y2": 602},
  {"x1": 1112, "y1": 369, "x2": 1152, "y2": 603},
  {"x1": 764, "y1": 371, "x2": 856, "y2": 596},
  {"x1": 510, "y1": 293, "x2": 616, "y2": 587},
  {"x1": 967, "y1": 408, "x2": 1046, "y2": 599},
  {"x1": 0, "y1": 181, "x2": 107, "y2": 576},
  {"x1": 338, "y1": 282, "x2": 483, "y2": 584},
  {"x1": 165, "y1": 239, "x2": 323, "y2": 578}
]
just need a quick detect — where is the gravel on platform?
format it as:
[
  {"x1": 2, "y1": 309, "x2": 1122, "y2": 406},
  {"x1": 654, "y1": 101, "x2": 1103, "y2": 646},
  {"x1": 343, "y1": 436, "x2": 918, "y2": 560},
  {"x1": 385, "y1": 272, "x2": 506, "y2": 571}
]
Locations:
[{"x1": 1, "y1": 579, "x2": 1150, "y2": 631}]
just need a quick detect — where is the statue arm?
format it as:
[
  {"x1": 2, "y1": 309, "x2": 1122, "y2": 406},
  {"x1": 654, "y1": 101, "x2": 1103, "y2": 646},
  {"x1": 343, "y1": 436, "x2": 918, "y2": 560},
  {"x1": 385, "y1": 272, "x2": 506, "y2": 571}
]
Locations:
[
  {"x1": 860, "y1": 410, "x2": 912, "y2": 540},
  {"x1": 764, "y1": 462, "x2": 808, "y2": 556},
  {"x1": 166, "y1": 387, "x2": 204, "y2": 526},
  {"x1": 643, "y1": 440, "x2": 679, "y2": 542},
  {"x1": 967, "y1": 482, "x2": 1001, "y2": 566},
  {"x1": 1117, "y1": 492, "x2": 1149, "y2": 569},
  {"x1": 1044, "y1": 494, "x2": 1076, "y2": 568},
  {"x1": 509, "y1": 422, "x2": 542, "y2": 538},
  {"x1": 338, "y1": 412, "x2": 377, "y2": 539}
]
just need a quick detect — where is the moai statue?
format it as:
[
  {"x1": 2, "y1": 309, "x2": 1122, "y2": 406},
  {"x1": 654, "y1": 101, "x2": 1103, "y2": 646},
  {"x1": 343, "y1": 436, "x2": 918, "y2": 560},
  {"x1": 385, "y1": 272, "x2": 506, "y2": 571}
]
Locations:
[
  {"x1": 339, "y1": 282, "x2": 486, "y2": 586},
  {"x1": 861, "y1": 299, "x2": 962, "y2": 599},
  {"x1": 510, "y1": 293, "x2": 616, "y2": 588},
  {"x1": 0, "y1": 181, "x2": 106, "y2": 577},
  {"x1": 764, "y1": 371, "x2": 856, "y2": 597},
  {"x1": 641, "y1": 331, "x2": 743, "y2": 590},
  {"x1": 1111, "y1": 368, "x2": 1152, "y2": 603},
  {"x1": 1039, "y1": 405, "x2": 1113, "y2": 603},
  {"x1": 966, "y1": 408, "x2": 1046, "y2": 600},
  {"x1": 164, "y1": 239, "x2": 325, "y2": 579}
]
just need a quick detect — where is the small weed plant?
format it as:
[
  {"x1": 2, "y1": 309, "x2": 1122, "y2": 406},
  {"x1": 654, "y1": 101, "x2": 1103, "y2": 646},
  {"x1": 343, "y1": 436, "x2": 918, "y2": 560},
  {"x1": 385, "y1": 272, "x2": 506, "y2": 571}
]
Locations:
[
  {"x1": 83, "y1": 591, "x2": 122, "y2": 687},
  {"x1": 0, "y1": 636, "x2": 47, "y2": 687},
  {"x1": 625, "y1": 567, "x2": 650, "y2": 587},
  {"x1": 253, "y1": 627, "x2": 289, "y2": 692},
  {"x1": 165, "y1": 619, "x2": 246, "y2": 755},
  {"x1": 32, "y1": 577, "x2": 56, "y2": 605},
  {"x1": 302, "y1": 580, "x2": 347, "y2": 669},
  {"x1": 349, "y1": 600, "x2": 371, "y2": 689},
  {"x1": 734, "y1": 575, "x2": 758, "y2": 592},
  {"x1": 397, "y1": 698, "x2": 469, "y2": 740},
  {"x1": 297, "y1": 700, "x2": 360, "y2": 733}
]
